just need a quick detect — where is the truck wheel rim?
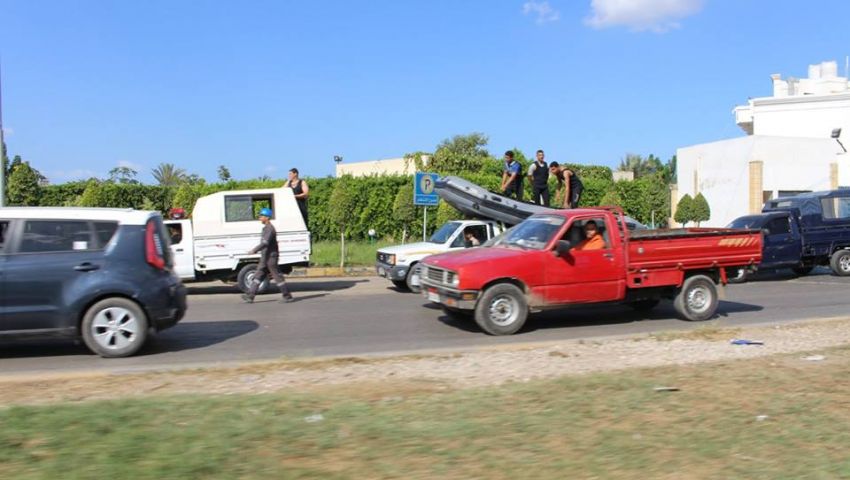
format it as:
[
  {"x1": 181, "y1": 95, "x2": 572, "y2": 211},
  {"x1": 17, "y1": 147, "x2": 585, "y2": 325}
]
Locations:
[
  {"x1": 841, "y1": 255, "x2": 850, "y2": 272},
  {"x1": 687, "y1": 286, "x2": 711, "y2": 314},
  {"x1": 410, "y1": 270, "x2": 420, "y2": 286},
  {"x1": 91, "y1": 307, "x2": 139, "y2": 351},
  {"x1": 489, "y1": 295, "x2": 519, "y2": 327}
]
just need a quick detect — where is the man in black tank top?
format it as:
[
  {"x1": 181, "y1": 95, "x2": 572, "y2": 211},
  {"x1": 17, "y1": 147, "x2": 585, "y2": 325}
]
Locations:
[
  {"x1": 284, "y1": 168, "x2": 309, "y2": 227},
  {"x1": 549, "y1": 161, "x2": 583, "y2": 209},
  {"x1": 527, "y1": 149, "x2": 550, "y2": 206}
]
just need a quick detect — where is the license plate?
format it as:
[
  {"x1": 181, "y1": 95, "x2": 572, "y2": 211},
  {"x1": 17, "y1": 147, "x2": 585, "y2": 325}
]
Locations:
[{"x1": 427, "y1": 291, "x2": 440, "y2": 303}]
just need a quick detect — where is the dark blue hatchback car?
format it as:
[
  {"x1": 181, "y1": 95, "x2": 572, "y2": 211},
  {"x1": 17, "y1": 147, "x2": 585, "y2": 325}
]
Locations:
[{"x1": 0, "y1": 207, "x2": 187, "y2": 357}]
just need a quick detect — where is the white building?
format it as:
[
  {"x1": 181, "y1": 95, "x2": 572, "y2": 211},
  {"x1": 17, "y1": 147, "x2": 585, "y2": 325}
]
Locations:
[
  {"x1": 676, "y1": 61, "x2": 850, "y2": 227},
  {"x1": 335, "y1": 156, "x2": 430, "y2": 177}
]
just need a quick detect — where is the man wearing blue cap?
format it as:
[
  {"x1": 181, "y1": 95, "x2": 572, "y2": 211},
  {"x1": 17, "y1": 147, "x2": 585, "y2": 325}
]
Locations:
[{"x1": 242, "y1": 207, "x2": 294, "y2": 303}]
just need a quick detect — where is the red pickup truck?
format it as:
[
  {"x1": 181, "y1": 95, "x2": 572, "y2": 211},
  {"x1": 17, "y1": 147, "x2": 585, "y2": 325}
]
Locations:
[{"x1": 419, "y1": 207, "x2": 763, "y2": 335}]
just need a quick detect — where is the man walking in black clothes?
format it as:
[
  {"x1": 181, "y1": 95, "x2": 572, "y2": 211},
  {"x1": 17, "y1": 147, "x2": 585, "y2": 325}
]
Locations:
[
  {"x1": 527, "y1": 149, "x2": 550, "y2": 206},
  {"x1": 549, "y1": 162, "x2": 584, "y2": 209},
  {"x1": 242, "y1": 207, "x2": 294, "y2": 304}
]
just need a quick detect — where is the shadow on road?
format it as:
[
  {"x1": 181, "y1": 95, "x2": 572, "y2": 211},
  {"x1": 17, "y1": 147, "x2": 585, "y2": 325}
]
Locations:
[
  {"x1": 144, "y1": 320, "x2": 259, "y2": 354},
  {"x1": 0, "y1": 320, "x2": 260, "y2": 359},
  {"x1": 186, "y1": 279, "x2": 369, "y2": 296},
  {"x1": 435, "y1": 300, "x2": 764, "y2": 334},
  {"x1": 735, "y1": 266, "x2": 839, "y2": 284}
]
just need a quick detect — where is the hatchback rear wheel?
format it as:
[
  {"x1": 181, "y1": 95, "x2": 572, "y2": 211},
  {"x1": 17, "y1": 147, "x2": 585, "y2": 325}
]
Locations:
[{"x1": 81, "y1": 297, "x2": 149, "y2": 358}]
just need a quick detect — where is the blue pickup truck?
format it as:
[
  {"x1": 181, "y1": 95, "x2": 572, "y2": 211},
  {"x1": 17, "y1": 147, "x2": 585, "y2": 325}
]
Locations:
[{"x1": 726, "y1": 189, "x2": 850, "y2": 281}]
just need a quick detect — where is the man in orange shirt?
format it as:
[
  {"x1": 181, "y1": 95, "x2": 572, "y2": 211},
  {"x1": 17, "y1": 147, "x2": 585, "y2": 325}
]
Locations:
[{"x1": 575, "y1": 220, "x2": 606, "y2": 251}]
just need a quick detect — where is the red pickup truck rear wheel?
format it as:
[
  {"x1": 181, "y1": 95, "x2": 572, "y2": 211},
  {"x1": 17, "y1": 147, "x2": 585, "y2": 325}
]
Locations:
[
  {"x1": 475, "y1": 283, "x2": 528, "y2": 335},
  {"x1": 673, "y1": 275, "x2": 718, "y2": 322}
]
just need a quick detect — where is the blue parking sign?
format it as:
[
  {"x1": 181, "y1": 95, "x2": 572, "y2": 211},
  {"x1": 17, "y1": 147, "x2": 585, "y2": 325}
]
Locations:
[{"x1": 414, "y1": 172, "x2": 440, "y2": 206}]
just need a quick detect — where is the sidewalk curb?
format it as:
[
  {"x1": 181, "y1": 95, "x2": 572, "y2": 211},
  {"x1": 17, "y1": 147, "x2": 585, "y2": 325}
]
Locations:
[{"x1": 290, "y1": 266, "x2": 376, "y2": 278}]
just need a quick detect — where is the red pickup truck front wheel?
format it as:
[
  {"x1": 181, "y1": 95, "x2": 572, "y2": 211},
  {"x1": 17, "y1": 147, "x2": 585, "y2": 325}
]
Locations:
[
  {"x1": 475, "y1": 283, "x2": 529, "y2": 335},
  {"x1": 673, "y1": 275, "x2": 718, "y2": 322}
]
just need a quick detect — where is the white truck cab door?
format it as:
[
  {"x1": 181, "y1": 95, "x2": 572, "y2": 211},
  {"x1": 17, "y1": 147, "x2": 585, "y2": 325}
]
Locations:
[{"x1": 165, "y1": 219, "x2": 196, "y2": 280}]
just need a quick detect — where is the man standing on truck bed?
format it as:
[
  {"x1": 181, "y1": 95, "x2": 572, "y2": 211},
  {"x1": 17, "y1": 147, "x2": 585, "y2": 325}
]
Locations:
[
  {"x1": 527, "y1": 149, "x2": 550, "y2": 206},
  {"x1": 500, "y1": 150, "x2": 523, "y2": 201},
  {"x1": 242, "y1": 207, "x2": 294, "y2": 304},
  {"x1": 549, "y1": 162, "x2": 583, "y2": 209}
]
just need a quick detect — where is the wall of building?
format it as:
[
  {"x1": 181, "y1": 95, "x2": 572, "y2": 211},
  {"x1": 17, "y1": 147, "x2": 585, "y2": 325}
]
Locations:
[
  {"x1": 751, "y1": 95, "x2": 850, "y2": 139},
  {"x1": 676, "y1": 136, "x2": 845, "y2": 227},
  {"x1": 334, "y1": 156, "x2": 430, "y2": 177}
]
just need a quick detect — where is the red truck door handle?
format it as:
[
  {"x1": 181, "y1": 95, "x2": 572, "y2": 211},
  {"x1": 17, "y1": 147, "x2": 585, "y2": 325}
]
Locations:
[{"x1": 603, "y1": 253, "x2": 614, "y2": 259}]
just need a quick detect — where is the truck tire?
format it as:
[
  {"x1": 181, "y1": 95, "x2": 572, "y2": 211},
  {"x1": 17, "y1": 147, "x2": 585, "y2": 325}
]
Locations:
[
  {"x1": 630, "y1": 299, "x2": 660, "y2": 312},
  {"x1": 829, "y1": 250, "x2": 850, "y2": 276},
  {"x1": 406, "y1": 263, "x2": 422, "y2": 294},
  {"x1": 673, "y1": 275, "x2": 718, "y2": 322},
  {"x1": 81, "y1": 297, "x2": 149, "y2": 358},
  {"x1": 391, "y1": 280, "x2": 409, "y2": 291},
  {"x1": 474, "y1": 283, "x2": 528, "y2": 335},
  {"x1": 725, "y1": 267, "x2": 748, "y2": 284},
  {"x1": 791, "y1": 264, "x2": 814, "y2": 276},
  {"x1": 237, "y1": 263, "x2": 270, "y2": 294}
]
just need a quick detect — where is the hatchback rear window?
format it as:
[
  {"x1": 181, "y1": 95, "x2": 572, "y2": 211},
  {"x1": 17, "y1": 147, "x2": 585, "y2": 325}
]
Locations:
[
  {"x1": 20, "y1": 220, "x2": 95, "y2": 253},
  {"x1": 93, "y1": 221, "x2": 119, "y2": 248}
]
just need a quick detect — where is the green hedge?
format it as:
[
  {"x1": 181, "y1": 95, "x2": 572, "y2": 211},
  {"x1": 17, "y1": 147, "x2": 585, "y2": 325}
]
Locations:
[{"x1": 35, "y1": 166, "x2": 669, "y2": 240}]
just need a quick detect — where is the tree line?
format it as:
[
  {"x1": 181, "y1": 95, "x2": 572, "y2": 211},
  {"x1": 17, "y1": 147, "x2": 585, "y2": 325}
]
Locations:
[{"x1": 2, "y1": 134, "x2": 692, "y2": 240}]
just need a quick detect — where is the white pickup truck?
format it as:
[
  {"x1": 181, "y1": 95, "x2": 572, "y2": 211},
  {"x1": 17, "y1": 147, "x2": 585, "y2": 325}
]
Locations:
[
  {"x1": 376, "y1": 219, "x2": 503, "y2": 293},
  {"x1": 166, "y1": 187, "x2": 311, "y2": 293}
]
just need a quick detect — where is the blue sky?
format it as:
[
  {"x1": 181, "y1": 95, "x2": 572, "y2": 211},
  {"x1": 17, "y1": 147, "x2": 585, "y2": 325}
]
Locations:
[{"x1": 2, "y1": 0, "x2": 850, "y2": 184}]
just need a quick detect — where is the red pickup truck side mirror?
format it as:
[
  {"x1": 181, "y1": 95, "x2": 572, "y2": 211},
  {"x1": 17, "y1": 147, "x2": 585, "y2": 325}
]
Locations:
[{"x1": 554, "y1": 240, "x2": 573, "y2": 258}]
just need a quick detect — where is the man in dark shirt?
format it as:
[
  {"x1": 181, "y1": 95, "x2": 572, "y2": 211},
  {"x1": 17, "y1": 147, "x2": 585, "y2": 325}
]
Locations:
[
  {"x1": 500, "y1": 150, "x2": 523, "y2": 201},
  {"x1": 549, "y1": 161, "x2": 584, "y2": 209},
  {"x1": 242, "y1": 207, "x2": 294, "y2": 304},
  {"x1": 527, "y1": 149, "x2": 550, "y2": 206}
]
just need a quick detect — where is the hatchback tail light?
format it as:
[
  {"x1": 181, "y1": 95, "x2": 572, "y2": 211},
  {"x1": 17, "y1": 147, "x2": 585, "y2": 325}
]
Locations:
[{"x1": 145, "y1": 220, "x2": 166, "y2": 270}]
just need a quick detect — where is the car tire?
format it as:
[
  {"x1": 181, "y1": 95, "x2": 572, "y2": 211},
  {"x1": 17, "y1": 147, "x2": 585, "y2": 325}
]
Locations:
[
  {"x1": 474, "y1": 283, "x2": 528, "y2": 335},
  {"x1": 81, "y1": 297, "x2": 149, "y2": 358},
  {"x1": 441, "y1": 305, "x2": 473, "y2": 321},
  {"x1": 237, "y1": 263, "x2": 270, "y2": 294},
  {"x1": 725, "y1": 267, "x2": 749, "y2": 284},
  {"x1": 406, "y1": 264, "x2": 422, "y2": 294},
  {"x1": 791, "y1": 264, "x2": 814, "y2": 276},
  {"x1": 391, "y1": 280, "x2": 409, "y2": 291},
  {"x1": 829, "y1": 250, "x2": 850, "y2": 276},
  {"x1": 673, "y1": 275, "x2": 718, "y2": 322},
  {"x1": 629, "y1": 299, "x2": 660, "y2": 312}
]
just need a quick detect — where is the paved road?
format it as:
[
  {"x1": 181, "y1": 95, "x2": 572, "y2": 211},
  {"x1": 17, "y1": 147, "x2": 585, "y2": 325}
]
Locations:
[{"x1": 1, "y1": 268, "x2": 848, "y2": 375}]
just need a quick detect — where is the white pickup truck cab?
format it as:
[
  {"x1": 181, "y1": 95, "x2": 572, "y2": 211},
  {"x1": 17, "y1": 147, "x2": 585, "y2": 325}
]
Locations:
[
  {"x1": 166, "y1": 187, "x2": 311, "y2": 293},
  {"x1": 376, "y1": 219, "x2": 503, "y2": 293}
]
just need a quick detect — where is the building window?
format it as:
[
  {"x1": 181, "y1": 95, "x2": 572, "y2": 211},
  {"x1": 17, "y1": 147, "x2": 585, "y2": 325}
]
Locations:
[
  {"x1": 224, "y1": 195, "x2": 274, "y2": 223},
  {"x1": 821, "y1": 196, "x2": 850, "y2": 220}
]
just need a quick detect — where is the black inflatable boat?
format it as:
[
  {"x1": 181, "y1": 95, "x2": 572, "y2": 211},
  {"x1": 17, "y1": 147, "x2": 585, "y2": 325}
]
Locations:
[{"x1": 435, "y1": 175, "x2": 648, "y2": 230}]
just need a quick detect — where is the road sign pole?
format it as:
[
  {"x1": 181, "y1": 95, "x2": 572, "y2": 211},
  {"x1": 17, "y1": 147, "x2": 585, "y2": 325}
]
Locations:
[{"x1": 423, "y1": 206, "x2": 427, "y2": 241}]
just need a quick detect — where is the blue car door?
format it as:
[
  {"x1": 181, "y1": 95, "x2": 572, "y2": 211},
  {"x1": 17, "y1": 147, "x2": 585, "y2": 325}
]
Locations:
[
  {"x1": 2, "y1": 220, "x2": 103, "y2": 331},
  {"x1": 0, "y1": 219, "x2": 11, "y2": 330},
  {"x1": 764, "y1": 215, "x2": 801, "y2": 266}
]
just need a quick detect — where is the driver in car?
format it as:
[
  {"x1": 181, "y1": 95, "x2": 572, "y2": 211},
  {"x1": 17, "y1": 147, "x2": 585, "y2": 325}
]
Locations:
[{"x1": 575, "y1": 220, "x2": 605, "y2": 251}]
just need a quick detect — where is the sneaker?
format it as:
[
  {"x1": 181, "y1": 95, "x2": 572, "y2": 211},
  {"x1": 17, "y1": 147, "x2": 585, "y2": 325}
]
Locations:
[{"x1": 241, "y1": 294, "x2": 254, "y2": 304}]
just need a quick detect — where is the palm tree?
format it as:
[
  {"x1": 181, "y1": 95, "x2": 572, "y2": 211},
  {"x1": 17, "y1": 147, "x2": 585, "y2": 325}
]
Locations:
[{"x1": 152, "y1": 163, "x2": 187, "y2": 186}]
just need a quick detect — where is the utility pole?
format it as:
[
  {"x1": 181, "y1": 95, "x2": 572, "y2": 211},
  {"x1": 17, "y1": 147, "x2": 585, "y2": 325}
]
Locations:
[{"x1": 0, "y1": 59, "x2": 5, "y2": 207}]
